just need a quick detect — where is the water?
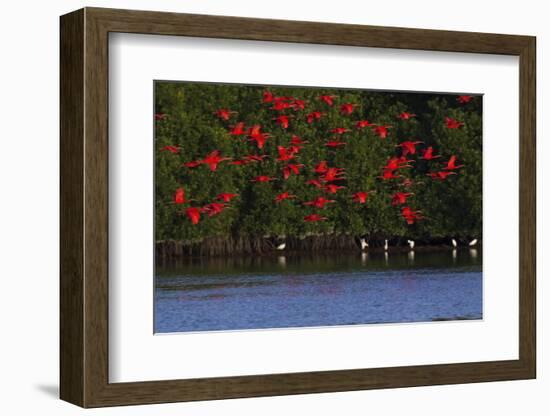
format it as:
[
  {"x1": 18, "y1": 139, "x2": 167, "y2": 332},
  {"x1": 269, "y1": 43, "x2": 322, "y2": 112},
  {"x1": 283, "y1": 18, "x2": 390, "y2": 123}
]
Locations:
[{"x1": 155, "y1": 249, "x2": 482, "y2": 333}]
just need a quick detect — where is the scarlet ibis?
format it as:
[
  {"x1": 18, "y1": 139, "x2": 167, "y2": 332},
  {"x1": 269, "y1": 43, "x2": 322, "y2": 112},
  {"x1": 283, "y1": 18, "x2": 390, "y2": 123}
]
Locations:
[
  {"x1": 421, "y1": 146, "x2": 441, "y2": 160},
  {"x1": 214, "y1": 109, "x2": 236, "y2": 120},
  {"x1": 291, "y1": 99, "x2": 307, "y2": 111},
  {"x1": 380, "y1": 169, "x2": 402, "y2": 180},
  {"x1": 330, "y1": 127, "x2": 351, "y2": 135},
  {"x1": 290, "y1": 135, "x2": 309, "y2": 146},
  {"x1": 160, "y1": 145, "x2": 180, "y2": 154},
  {"x1": 445, "y1": 117, "x2": 464, "y2": 129},
  {"x1": 457, "y1": 95, "x2": 473, "y2": 104},
  {"x1": 229, "y1": 159, "x2": 250, "y2": 166},
  {"x1": 325, "y1": 184, "x2": 345, "y2": 194},
  {"x1": 185, "y1": 207, "x2": 201, "y2": 225},
  {"x1": 283, "y1": 163, "x2": 304, "y2": 180},
  {"x1": 398, "y1": 112, "x2": 416, "y2": 120},
  {"x1": 396, "y1": 140, "x2": 424, "y2": 156},
  {"x1": 303, "y1": 196, "x2": 335, "y2": 209},
  {"x1": 391, "y1": 192, "x2": 413, "y2": 206},
  {"x1": 274, "y1": 192, "x2": 296, "y2": 203},
  {"x1": 229, "y1": 122, "x2": 246, "y2": 136},
  {"x1": 202, "y1": 202, "x2": 227, "y2": 217},
  {"x1": 319, "y1": 95, "x2": 336, "y2": 106},
  {"x1": 314, "y1": 161, "x2": 328, "y2": 174},
  {"x1": 401, "y1": 206, "x2": 423, "y2": 225},
  {"x1": 306, "y1": 111, "x2": 323, "y2": 124},
  {"x1": 325, "y1": 140, "x2": 347, "y2": 148},
  {"x1": 356, "y1": 120, "x2": 375, "y2": 129},
  {"x1": 201, "y1": 150, "x2": 231, "y2": 171},
  {"x1": 173, "y1": 187, "x2": 186, "y2": 204},
  {"x1": 251, "y1": 176, "x2": 277, "y2": 183},
  {"x1": 183, "y1": 160, "x2": 202, "y2": 168},
  {"x1": 427, "y1": 171, "x2": 457, "y2": 180},
  {"x1": 274, "y1": 115, "x2": 292, "y2": 129},
  {"x1": 154, "y1": 113, "x2": 167, "y2": 120},
  {"x1": 249, "y1": 132, "x2": 271, "y2": 149},
  {"x1": 321, "y1": 167, "x2": 345, "y2": 182},
  {"x1": 443, "y1": 155, "x2": 464, "y2": 170},
  {"x1": 247, "y1": 124, "x2": 262, "y2": 136},
  {"x1": 304, "y1": 214, "x2": 328, "y2": 222},
  {"x1": 384, "y1": 157, "x2": 413, "y2": 171},
  {"x1": 340, "y1": 103, "x2": 357, "y2": 115},
  {"x1": 216, "y1": 193, "x2": 238, "y2": 203},
  {"x1": 244, "y1": 154, "x2": 269, "y2": 163},
  {"x1": 469, "y1": 238, "x2": 478, "y2": 246},
  {"x1": 263, "y1": 91, "x2": 274, "y2": 103},
  {"x1": 272, "y1": 101, "x2": 292, "y2": 111},
  {"x1": 277, "y1": 146, "x2": 297, "y2": 162},
  {"x1": 372, "y1": 125, "x2": 392, "y2": 139},
  {"x1": 307, "y1": 179, "x2": 324, "y2": 189},
  {"x1": 352, "y1": 191, "x2": 372, "y2": 204}
]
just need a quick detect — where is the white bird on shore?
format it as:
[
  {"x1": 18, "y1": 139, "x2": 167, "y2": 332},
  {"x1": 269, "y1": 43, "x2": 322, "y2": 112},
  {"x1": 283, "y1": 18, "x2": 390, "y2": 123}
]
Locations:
[
  {"x1": 407, "y1": 240, "x2": 415, "y2": 250},
  {"x1": 276, "y1": 242, "x2": 286, "y2": 250},
  {"x1": 359, "y1": 238, "x2": 369, "y2": 250},
  {"x1": 451, "y1": 238, "x2": 458, "y2": 248},
  {"x1": 468, "y1": 238, "x2": 478, "y2": 247},
  {"x1": 384, "y1": 239, "x2": 389, "y2": 251}
]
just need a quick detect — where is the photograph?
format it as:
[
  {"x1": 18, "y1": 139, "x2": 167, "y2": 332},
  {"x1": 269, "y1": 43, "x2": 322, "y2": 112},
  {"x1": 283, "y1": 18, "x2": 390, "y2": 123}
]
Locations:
[{"x1": 153, "y1": 81, "x2": 483, "y2": 333}]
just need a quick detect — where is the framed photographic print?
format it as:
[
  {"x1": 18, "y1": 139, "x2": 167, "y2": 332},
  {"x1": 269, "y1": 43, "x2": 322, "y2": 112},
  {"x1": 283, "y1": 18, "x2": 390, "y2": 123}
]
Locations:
[{"x1": 60, "y1": 7, "x2": 536, "y2": 408}]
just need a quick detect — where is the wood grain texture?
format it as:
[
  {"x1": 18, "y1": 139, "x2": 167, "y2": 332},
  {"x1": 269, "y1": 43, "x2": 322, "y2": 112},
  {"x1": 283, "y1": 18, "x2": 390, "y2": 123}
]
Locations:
[
  {"x1": 59, "y1": 7, "x2": 537, "y2": 408},
  {"x1": 59, "y1": 8, "x2": 85, "y2": 407}
]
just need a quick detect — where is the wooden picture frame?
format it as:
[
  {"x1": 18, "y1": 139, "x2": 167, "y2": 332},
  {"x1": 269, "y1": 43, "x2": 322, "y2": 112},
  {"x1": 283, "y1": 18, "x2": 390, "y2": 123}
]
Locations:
[{"x1": 60, "y1": 7, "x2": 536, "y2": 408}]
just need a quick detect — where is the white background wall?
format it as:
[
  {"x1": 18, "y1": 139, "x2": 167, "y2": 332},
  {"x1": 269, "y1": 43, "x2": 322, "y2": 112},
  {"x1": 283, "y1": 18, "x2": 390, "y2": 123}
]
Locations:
[{"x1": 0, "y1": 0, "x2": 545, "y2": 414}]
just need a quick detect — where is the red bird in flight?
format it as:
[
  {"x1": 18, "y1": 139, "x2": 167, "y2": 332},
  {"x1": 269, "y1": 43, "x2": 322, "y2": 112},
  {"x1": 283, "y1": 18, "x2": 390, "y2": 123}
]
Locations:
[
  {"x1": 391, "y1": 192, "x2": 413, "y2": 206},
  {"x1": 398, "y1": 112, "x2": 416, "y2": 120},
  {"x1": 427, "y1": 171, "x2": 457, "y2": 181},
  {"x1": 356, "y1": 120, "x2": 375, "y2": 129},
  {"x1": 275, "y1": 192, "x2": 296, "y2": 203},
  {"x1": 319, "y1": 95, "x2": 336, "y2": 106},
  {"x1": 445, "y1": 117, "x2": 464, "y2": 129},
  {"x1": 307, "y1": 179, "x2": 324, "y2": 189},
  {"x1": 263, "y1": 91, "x2": 274, "y2": 103},
  {"x1": 229, "y1": 122, "x2": 246, "y2": 136},
  {"x1": 274, "y1": 115, "x2": 292, "y2": 129},
  {"x1": 160, "y1": 145, "x2": 180, "y2": 154},
  {"x1": 251, "y1": 176, "x2": 277, "y2": 183},
  {"x1": 372, "y1": 125, "x2": 392, "y2": 139},
  {"x1": 214, "y1": 109, "x2": 237, "y2": 121},
  {"x1": 185, "y1": 207, "x2": 202, "y2": 225},
  {"x1": 277, "y1": 146, "x2": 297, "y2": 162},
  {"x1": 291, "y1": 99, "x2": 307, "y2": 111},
  {"x1": 421, "y1": 146, "x2": 441, "y2": 160},
  {"x1": 201, "y1": 150, "x2": 231, "y2": 172},
  {"x1": 457, "y1": 95, "x2": 473, "y2": 104},
  {"x1": 304, "y1": 214, "x2": 328, "y2": 222},
  {"x1": 340, "y1": 103, "x2": 357, "y2": 115},
  {"x1": 173, "y1": 187, "x2": 186, "y2": 204},
  {"x1": 330, "y1": 127, "x2": 351, "y2": 135},
  {"x1": 283, "y1": 163, "x2": 304, "y2": 180},
  {"x1": 443, "y1": 155, "x2": 464, "y2": 170},
  {"x1": 306, "y1": 111, "x2": 324, "y2": 124},
  {"x1": 401, "y1": 206, "x2": 423, "y2": 225},
  {"x1": 303, "y1": 197, "x2": 335, "y2": 209},
  {"x1": 321, "y1": 167, "x2": 345, "y2": 182},
  {"x1": 154, "y1": 113, "x2": 167, "y2": 121},
  {"x1": 202, "y1": 202, "x2": 227, "y2": 217},
  {"x1": 396, "y1": 140, "x2": 424, "y2": 156},
  {"x1": 183, "y1": 160, "x2": 202, "y2": 168},
  {"x1": 325, "y1": 140, "x2": 347, "y2": 148},
  {"x1": 352, "y1": 191, "x2": 372, "y2": 204},
  {"x1": 325, "y1": 184, "x2": 346, "y2": 194},
  {"x1": 216, "y1": 193, "x2": 238, "y2": 203}
]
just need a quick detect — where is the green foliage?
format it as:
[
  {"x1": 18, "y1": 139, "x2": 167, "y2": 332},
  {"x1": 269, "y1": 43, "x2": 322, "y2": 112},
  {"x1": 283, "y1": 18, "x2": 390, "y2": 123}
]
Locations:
[{"x1": 155, "y1": 82, "x2": 482, "y2": 242}]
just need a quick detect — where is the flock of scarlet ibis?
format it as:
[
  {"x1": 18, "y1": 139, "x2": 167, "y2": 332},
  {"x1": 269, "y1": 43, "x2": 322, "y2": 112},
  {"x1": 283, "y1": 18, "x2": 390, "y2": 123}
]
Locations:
[{"x1": 157, "y1": 91, "x2": 472, "y2": 229}]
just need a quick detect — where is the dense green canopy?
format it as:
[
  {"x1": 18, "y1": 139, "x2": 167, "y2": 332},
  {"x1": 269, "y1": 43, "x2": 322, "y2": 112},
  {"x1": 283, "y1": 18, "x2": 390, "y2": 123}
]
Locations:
[{"x1": 155, "y1": 81, "x2": 482, "y2": 244}]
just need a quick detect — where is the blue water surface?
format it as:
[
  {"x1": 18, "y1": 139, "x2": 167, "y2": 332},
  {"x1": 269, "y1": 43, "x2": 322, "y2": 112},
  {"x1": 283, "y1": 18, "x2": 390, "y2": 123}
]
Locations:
[{"x1": 155, "y1": 250, "x2": 482, "y2": 333}]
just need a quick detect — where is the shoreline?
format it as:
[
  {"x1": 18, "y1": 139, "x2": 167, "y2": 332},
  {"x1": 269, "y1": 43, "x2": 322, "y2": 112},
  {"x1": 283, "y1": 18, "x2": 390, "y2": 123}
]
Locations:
[{"x1": 156, "y1": 236, "x2": 481, "y2": 261}]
